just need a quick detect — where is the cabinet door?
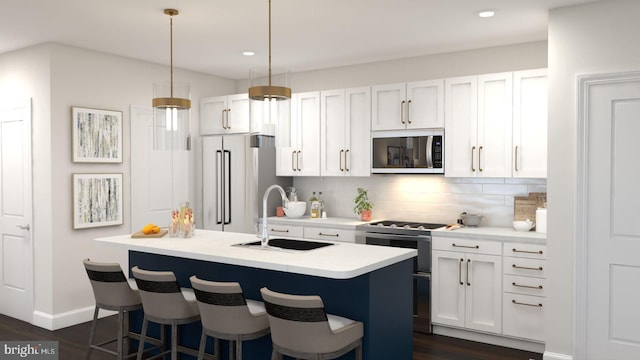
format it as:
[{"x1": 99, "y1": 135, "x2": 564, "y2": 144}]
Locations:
[
  {"x1": 296, "y1": 92, "x2": 321, "y2": 176},
  {"x1": 320, "y1": 89, "x2": 347, "y2": 176},
  {"x1": 202, "y1": 136, "x2": 223, "y2": 230},
  {"x1": 477, "y1": 73, "x2": 512, "y2": 177},
  {"x1": 502, "y1": 293, "x2": 545, "y2": 341},
  {"x1": 226, "y1": 93, "x2": 250, "y2": 134},
  {"x1": 200, "y1": 96, "x2": 228, "y2": 135},
  {"x1": 432, "y1": 250, "x2": 465, "y2": 328},
  {"x1": 445, "y1": 76, "x2": 477, "y2": 177},
  {"x1": 222, "y1": 135, "x2": 249, "y2": 233},
  {"x1": 464, "y1": 253, "x2": 502, "y2": 334},
  {"x1": 345, "y1": 87, "x2": 371, "y2": 176},
  {"x1": 276, "y1": 94, "x2": 296, "y2": 176},
  {"x1": 371, "y1": 83, "x2": 406, "y2": 131},
  {"x1": 407, "y1": 79, "x2": 444, "y2": 129},
  {"x1": 513, "y1": 69, "x2": 547, "y2": 178}
]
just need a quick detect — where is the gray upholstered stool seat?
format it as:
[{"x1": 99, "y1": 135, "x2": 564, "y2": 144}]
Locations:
[
  {"x1": 83, "y1": 259, "x2": 160, "y2": 360},
  {"x1": 132, "y1": 266, "x2": 210, "y2": 360},
  {"x1": 260, "y1": 287, "x2": 363, "y2": 360},
  {"x1": 190, "y1": 275, "x2": 271, "y2": 360}
]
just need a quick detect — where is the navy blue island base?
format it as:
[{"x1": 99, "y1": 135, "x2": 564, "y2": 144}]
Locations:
[{"x1": 128, "y1": 250, "x2": 413, "y2": 360}]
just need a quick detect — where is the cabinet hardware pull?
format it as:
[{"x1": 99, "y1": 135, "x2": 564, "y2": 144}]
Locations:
[
  {"x1": 339, "y1": 149, "x2": 344, "y2": 171},
  {"x1": 292, "y1": 151, "x2": 296, "y2": 171},
  {"x1": 407, "y1": 99, "x2": 412, "y2": 124},
  {"x1": 222, "y1": 109, "x2": 227, "y2": 129},
  {"x1": 478, "y1": 146, "x2": 483, "y2": 172},
  {"x1": 512, "y1": 299, "x2": 543, "y2": 308},
  {"x1": 319, "y1": 232, "x2": 339, "y2": 237},
  {"x1": 452, "y1": 243, "x2": 479, "y2": 249},
  {"x1": 459, "y1": 258, "x2": 464, "y2": 285},
  {"x1": 297, "y1": 150, "x2": 302, "y2": 171},
  {"x1": 270, "y1": 228, "x2": 289, "y2": 233},
  {"x1": 345, "y1": 149, "x2": 350, "y2": 171},
  {"x1": 512, "y1": 264, "x2": 543, "y2": 271},
  {"x1": 512, "y1": 248, "x2": 543, "y2": 255},
  {"x1": 515, "y1": 146, "x2": 519, "y2": 171},
  {"x1": 226, "y1": 108, "x2": 231, "y2": 129},
  {"x1": 471, "y1": 146, "x2": 476, "y2": 172},
  {"x1": 466, "y1": 259, "x2": 471, "y2": 286},
  {"x1": 512, "y1": 282, "x2": 543, "y2": 290},
  {"x1": 400, "y1": 100, "x2": 406, "y2": 124}
]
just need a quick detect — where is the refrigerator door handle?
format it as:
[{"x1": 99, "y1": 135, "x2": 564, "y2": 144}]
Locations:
[
  {"x1": 216, "y1": 150, "x2": 223, "y2": 225},
  {"x1": 223, "y1": 150, "x2": 232, "y2": 225}
]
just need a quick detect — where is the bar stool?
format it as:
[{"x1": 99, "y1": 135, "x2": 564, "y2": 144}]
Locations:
[
  {"x1": 131, "y1": 266, "x2": 202, "y2": 360},
  {"x1": 83, "y1": 259, "x2": 160, "y2": 360},
  {"x1": 260, "y1": 287, "x2": 363, "y2": 360},
  {"x1": 190, "y1": 275, "x2": 270, "y2": 360}
]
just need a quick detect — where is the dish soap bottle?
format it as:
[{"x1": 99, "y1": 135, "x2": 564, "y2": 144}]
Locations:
[{"x1": 310, "y1": 192, "x2": 320, "y2": 218}]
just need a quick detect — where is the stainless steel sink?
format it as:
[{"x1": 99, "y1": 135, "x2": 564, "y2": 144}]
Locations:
[{"x1": 235, "y1": 238, "x2": 335, "y2": 251}]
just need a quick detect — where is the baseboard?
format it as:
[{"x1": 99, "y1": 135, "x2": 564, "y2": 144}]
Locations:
[
  {"x1": 32, "y1": 306, "x2": 116, "y2": 331},
  {"x1": 432, "y1": 325, "x2": 545, "y2": 353},
  {"x1": 543, "y1": 351, "x2": 573, "y2": 360}
]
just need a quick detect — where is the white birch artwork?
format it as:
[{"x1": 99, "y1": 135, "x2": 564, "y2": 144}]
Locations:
[
  {"x1": 73, "y1": 173, "x2": 123, "y2": 229},
  {"x1": 72, "y1": 107, "x2": 122, "y2": 163}
]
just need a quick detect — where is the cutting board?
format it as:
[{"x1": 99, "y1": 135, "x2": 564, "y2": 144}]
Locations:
[{"x1": 131, "y1": 229, "x2": 168, "y2": 238}]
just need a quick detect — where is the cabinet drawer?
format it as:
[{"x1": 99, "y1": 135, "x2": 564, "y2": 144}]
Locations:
[
  {"x1": 267, "y1": 224, "x2": 303, "y2": 238},
  {"x1": 502, "y1": 293, "x2": 545, "y2": 342},
  {"x1": 303, "y1": 227, "x2": 356, "y2": 243},
  {"x1": 503, "y1": 274, "x2": 546, "y2": 297},
  {"x1": 503, "y1": 243, "x2": 547, "y2": 259},
  {"x1": 503, "y1": 257, "x2": 546, "y2": 278},
  {"x1": 432, "y1": 237, "x2": 502, "y2": 255}
]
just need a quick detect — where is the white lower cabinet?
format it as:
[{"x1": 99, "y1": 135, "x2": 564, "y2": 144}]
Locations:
[
  {"x1": 502, "y1": 293, "x2": 545, "y2": 342},
  {"x1": 432, "y1": 238, "x2": 502, "y2": 334},
  {"x1": 266, "y1": 224, "x2": 303, "y2": 238},
  {"x1": 303, "y1": 226, "x2": 356, "y2": 243}
]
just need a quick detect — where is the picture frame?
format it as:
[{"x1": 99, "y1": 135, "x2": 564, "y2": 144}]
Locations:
[
  {"x1": 72, "y1": 106, "x2": 122, "y2": 163},
  {"x1": 73, "y1": 173, "x2": 123, "y2": 229}
]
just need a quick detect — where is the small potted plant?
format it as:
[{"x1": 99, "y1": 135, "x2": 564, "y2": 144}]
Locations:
[{"x1": 353, "y1": 187, "x2": 373, "y2": 221}]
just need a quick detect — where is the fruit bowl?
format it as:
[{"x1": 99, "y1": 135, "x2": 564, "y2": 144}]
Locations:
[{"x1": 284, "y1": 201, "x2": 306, "y2": 218}]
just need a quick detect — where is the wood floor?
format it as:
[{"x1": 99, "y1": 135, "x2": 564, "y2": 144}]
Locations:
[{"x1": 0, "y1": 314, "x2": 542, "y2": 359}]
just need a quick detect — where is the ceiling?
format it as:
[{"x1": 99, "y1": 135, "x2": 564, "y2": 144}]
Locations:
[{"x1": 1, "y1": 0, "x2": 603, "y2": 80}]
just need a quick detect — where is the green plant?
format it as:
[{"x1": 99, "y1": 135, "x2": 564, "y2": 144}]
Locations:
[{"x1": 353, "y1": 187, "x2": 373, "y2": 215}]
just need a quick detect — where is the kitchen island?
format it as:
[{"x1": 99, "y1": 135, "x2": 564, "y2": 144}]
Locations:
[{"x1": 96, "y1": 230, "x2": 416, "y2": 360}]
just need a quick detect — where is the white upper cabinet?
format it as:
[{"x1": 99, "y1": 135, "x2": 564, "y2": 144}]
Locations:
[
  {"x1": 513, "y1": 69, "x2": 548, "y2": 178},
  {"x1": 320, "y1": 87, "x2": 371, "y2": 177},
  {"x1": 200, "y1": 93, "x2": 250, "y2": 135},
  {"x1": 372, "y1": 79, "x2": 444, "y2": 131},
  {"x1": 276, "y1": 92, "x2": 321, "y2": 176},
  {"x1": 445, "y1": 73, "x2": 514, "y2": 178}
]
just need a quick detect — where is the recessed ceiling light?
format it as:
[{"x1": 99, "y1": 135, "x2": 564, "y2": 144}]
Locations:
[
  {"x1": 242, "y1": 51, "x2": 255, "y2": 56},
  {"x1": 478, "y1": 10, "x2": 496, "y2": 18}
]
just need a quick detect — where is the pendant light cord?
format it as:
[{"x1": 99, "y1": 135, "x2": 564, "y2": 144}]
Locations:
[
  {"x1": 170, "y1": 14, "x2": 174, "y2": 98},
  {"x1": 268, "y1": 0, "x2": 272, "y2": 89}
]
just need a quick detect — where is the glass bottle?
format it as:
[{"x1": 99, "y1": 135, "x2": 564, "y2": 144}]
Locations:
[{"x1": 310, "y1": 192, "x2": 320, "y2": 218}]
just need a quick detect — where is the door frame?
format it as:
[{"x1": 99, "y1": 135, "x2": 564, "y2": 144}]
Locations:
[{"x1": 574, "y1": 70, "x2": 640, "y2": 358}]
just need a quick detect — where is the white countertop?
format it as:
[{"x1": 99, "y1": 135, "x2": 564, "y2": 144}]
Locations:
[
  {"x1": 264, "y1": 216, "x2": 375, "y2": 230},
  {"x1": 95, "y1": 229, "x2": 415, "y2": 279},
  {"x1": 432, "y1": 226, "x2": 546, "y2": 243}
]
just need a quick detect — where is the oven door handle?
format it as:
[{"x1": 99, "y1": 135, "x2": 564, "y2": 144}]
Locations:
[{"x1": 363, "y1": 232, "x2": 432, "y2": 242}]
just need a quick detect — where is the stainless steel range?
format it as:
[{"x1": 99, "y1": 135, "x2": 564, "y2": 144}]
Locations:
[{"x1": 357, "y1": 220, "x2": 446, "y2": 334}]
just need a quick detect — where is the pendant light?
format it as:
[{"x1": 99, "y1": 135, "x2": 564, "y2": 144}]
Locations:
[
  {"x1": 249, "y1": 0, "x2": 291, "y2": 142},
  {"x1": 153, "y1": 8, "x2": 191, "y2": 151}
]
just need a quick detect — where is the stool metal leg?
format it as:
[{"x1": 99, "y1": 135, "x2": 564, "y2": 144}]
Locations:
[
  {"x1": 117, "y1": 310, "x2": 124, "y2": 360},
  {"x1": 235, "y1": 339, "x2": 242, "y2": 360},
  {"x1": 136, "y1": 317, "x2": 148, "y2": 360},
  {"x1": 171, "y1": 322, "x2": 178, "y2": 360},
  {"x1": 197, "y1": 332, "x2": 207, "y2": 360},
  {"x1": 86, "y1": 306, "x2": 99, "y2": 360},
  {"x1": 355, "y1": 344, "x2": 363, "y2": 360}
]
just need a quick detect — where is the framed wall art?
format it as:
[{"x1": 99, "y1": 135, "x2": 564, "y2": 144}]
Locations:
[
  {"x1": 73, "y1": 173, "x2": 123, "y2": 229},
  {"x1": 72, "y1": 106, "x2": 122, "y2": 163}
]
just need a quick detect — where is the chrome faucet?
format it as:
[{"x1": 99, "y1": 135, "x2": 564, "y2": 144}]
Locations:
[{"x1": 262, "y1": 184, "x2": 289, "y2": 247}]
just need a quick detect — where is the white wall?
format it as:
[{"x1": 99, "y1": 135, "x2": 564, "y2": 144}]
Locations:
[
  {"x1": 1, "y1": 43, "x2": 236, "y2": 329},
  {"x1": 547, "y1": 0, "x2": 640, "y2": 358},
  {"x1": 283, "y1": 41, "x2": 548, "y2": 226}
]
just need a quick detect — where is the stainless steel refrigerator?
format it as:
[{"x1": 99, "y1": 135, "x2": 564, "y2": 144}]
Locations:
[{"x1": 202, "y1": 134, "x2": 291, "y2": 233}]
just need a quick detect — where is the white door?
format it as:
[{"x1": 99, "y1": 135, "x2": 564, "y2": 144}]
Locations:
[
  {"x1": 477, "y1": 72, "x2": 512, "y2": 178},
  {"x1": 202, "y1": 136, "x2": 223, "y2": 231},
  {"x1": 371, "y1": 83, "x2": 406, "y2": 131},
  {"x1": 320, "y1": 89, "x2": 346, "y2": 176},
  {"x1": 345, "y1": 87, "x2": 371, "y2": 177},
  {"x1": 0, "y1": 99, "x2": 33, "y2": 323},
  {"x1": 464, "y1": 253, "x2": 502, "y2": 334},
  {"x1": 200, "y1": 96, "x2": 228, "y2": 135},
  {"x1": 221, "y1": 135, "x2": 248, "y2": 233},
  {"x1": 431, "y1": 250, "x2": 465, "y2": 328},
  {"x1": 406, "y1": 79, "x2": 444, "y2": 129},
  {"x1": 444, "y1": 76, "x2": 477, "y2": 177},
  {"x1": 578, "y1": 72, "x2": 640, "y2": 359},
  {"x1": 296, "y1": 92, "x2": 321, "y2": 176},
  {"x1": 227, "y1": 94, "x2": 250, "y2": 134}
]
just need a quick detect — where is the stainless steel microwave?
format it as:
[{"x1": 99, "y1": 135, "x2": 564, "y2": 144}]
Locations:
[{"x1": 371, "y1": 130, "x2": 444, "y2": 174}]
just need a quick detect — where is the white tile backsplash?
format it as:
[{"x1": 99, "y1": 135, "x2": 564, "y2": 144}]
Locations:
[{"x1": 292, "y1": 175, "x2": 546, "y2": 226}]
